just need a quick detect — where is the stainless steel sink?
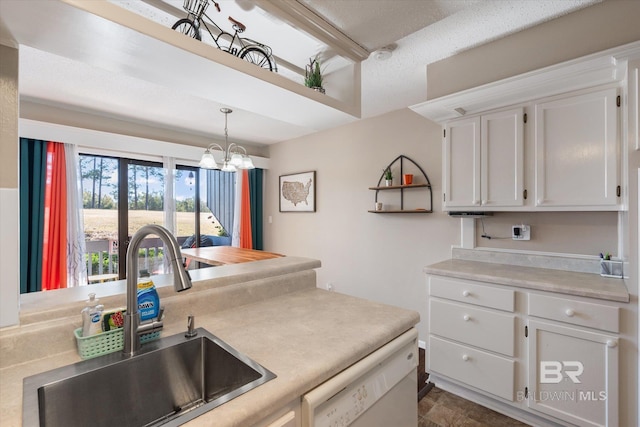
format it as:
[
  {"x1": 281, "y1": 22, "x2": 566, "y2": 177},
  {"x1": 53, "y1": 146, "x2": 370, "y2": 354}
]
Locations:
[{"x1": 23, "y1": 328, "x2": 276, "y2": 427}]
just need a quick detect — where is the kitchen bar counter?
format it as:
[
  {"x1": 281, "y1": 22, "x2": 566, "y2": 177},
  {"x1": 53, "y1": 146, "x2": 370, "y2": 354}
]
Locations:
[
  {"x1": 424, "y1": 259, "x2": 629, "y2": 302},
  {"x1": 1, "y1": 258, "x2": 419, "y2": 427}
]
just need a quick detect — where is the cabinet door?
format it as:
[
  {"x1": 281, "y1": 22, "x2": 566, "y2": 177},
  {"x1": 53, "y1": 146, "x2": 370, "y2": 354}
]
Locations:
[
  {"x1": 534, "y1": 88, "x2": 619, "y2": 209},
  {"x1": 444, "y1": 116, "x2": 481, "y2": 209},
  {"x1": 443, "y1": 117, "x2": 480, "y2": 208},
  {"x1": 527, "y1": 320, "x2": 618, "y2": 427},
  {"x1": 481, "y1": 108, "x2": 524, "y2": 207},
  {"x1": 630, "y1": 59, "x2": 640, "y2": 151}
]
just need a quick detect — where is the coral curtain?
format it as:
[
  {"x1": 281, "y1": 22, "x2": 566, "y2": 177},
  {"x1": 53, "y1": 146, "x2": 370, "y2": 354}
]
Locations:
[
  {"x1": 65, "y1": 144, "x2": 87, "y2": 287},
  {"x1": 239, "y1": 170, "x2": 253, "y2": 249},
  {"x1": 19, "y1": 138, "x2": 47, "y2": 294},
  {"x1": 42, "y1": 142, "x2": 68, "y2": 290},
  {"x1": 248, "y1": 169, "x2": 264, "y2": 250}
]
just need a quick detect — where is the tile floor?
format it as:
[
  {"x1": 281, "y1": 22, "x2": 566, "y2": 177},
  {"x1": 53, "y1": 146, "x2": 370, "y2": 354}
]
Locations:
[{"x1": 418, "y1": 387, "x2": 530, "y2": 427}]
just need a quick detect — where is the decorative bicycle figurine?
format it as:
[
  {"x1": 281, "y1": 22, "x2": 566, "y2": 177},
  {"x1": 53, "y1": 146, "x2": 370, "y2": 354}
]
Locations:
[{"x1": 172, "y1": 0, "x2": 277, "y2": 72}]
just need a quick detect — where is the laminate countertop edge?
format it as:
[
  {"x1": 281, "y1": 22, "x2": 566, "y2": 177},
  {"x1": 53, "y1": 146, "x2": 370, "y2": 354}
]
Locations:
[{"x1": 424, "y1": 259, "x2": 630, "y2": 303}]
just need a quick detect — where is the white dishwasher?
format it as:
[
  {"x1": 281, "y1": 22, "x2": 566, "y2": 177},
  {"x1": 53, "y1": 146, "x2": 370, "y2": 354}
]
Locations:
[{"x1": 302, "y1": 328, "x2": 418, "y2": 427}]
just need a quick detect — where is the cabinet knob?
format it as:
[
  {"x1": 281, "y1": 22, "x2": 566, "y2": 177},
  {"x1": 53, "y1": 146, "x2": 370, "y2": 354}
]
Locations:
[
  {"x1": 462, "y1": 354, "x2": 470, "y2": 361},
  {"x1": 481, "y1": 199, "x2": 487, "y2": 205},
  {"x1": 463, "y1": 314, "x2": 471, "y2": 321},
  {"x1": 606, "y1": 340, "x2": 618, "y2": 348},
  {"x1": 565, "y1": 309, "x2": 575, "y2": 317},
  {"x1": 537, "y1": 199, "x2": 543, "y2": 205},
  {"x1": 473, "y1": 200, "x2": 480, "y2": 206},
  {"x1": 462, "y1": 290, "x2": 470, "y2": 297}
]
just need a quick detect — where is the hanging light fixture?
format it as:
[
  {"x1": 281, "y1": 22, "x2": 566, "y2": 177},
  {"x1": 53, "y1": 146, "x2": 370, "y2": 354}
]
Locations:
[{"x1": 198, "y1": 108, "x2": 255, "y2": 171}]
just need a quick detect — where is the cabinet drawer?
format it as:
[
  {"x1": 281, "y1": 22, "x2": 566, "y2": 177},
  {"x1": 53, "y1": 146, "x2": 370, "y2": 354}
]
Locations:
[
  {"x1": 429, "y1": 276, "x2": 514, "y2": 312},
  {"x1": 528, "y1": 293, "x2": 619, "y2": 333},
  {"x1": 430, "y1": 299, "x2": 515, "y2": 356},
  {"x1": 428, "y1": 336, "x2": 514, "y2": 401}
]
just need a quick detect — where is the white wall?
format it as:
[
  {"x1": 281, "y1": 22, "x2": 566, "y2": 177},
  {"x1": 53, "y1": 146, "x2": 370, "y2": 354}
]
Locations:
[{"x1": 265, "y1": 109, "x2": 459, "y2": 339}]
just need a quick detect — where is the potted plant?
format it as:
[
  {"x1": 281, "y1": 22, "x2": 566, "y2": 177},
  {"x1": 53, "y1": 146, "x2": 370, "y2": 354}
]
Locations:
[
  {"x1": 305, "y1": 57, "x2": 325, "y2": 93},
  {"x1": 383, "y1": 167, "x2": 393, "y2": 186}
]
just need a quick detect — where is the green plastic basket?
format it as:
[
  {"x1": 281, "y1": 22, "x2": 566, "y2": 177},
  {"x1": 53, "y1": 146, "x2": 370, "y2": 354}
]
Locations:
[{"x1": 74, "y1": 328, "x2": 160, "y2": 360}]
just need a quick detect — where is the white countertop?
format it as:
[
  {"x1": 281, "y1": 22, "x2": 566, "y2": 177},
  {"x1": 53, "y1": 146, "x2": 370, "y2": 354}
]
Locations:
[{"x1": 424, "y1": 259, "x2": 629, "y2": 302}]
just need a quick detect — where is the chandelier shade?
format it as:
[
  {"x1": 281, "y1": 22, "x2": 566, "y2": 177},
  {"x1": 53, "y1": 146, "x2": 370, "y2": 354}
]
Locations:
[{"x1": 198, "y1": 108, "x2": 255, "y2": 171}]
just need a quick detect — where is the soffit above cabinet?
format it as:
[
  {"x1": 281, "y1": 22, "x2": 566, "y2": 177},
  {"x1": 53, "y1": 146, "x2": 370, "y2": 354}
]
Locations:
[
  {"x1": 411, "y1": 41, "x2": 640, "y2": 124},
  {"x1": 0, "y1": 0, "x2": 361, "y2": 145}
]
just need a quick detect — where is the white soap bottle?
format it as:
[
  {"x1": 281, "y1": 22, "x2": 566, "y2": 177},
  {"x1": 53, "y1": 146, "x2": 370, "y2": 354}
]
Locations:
[{"x1": 81, "y1": 293, "x2": 104, "y2": 337}]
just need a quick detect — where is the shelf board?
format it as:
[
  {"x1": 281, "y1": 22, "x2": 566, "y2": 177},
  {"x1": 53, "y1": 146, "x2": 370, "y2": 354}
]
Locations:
[
  {"x1": 368, "y1": 209, "x2": 433, "y2": 214},
  {"x1": 368, "y1": 184, "x2": 430, "y2": 190}
]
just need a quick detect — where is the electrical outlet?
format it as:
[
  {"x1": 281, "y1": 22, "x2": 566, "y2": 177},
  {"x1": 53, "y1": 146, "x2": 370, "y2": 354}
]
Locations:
[
  {"x1": 512, "y1": 225, "x2": 531, "y2": 240},
  {"x1": 326, "y1": 282, "x2": 334, "y2": 292}
]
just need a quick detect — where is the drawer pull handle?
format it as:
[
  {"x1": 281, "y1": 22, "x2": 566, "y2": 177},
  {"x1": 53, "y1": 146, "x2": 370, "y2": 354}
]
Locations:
[
  {"x1": 462, "y1": 290, "x2": 470, "y2": 297},
  {"x1": 607, "y1": 340, "x2": 617, "y2": 348},
  {"x1": 463, "y1": 314, "x2": 471, "y2": 322},
  {"x1": 565, "y1": 309, "x2": 575, "y2": 317},
  {"x1": 462, "y1": 354, "x2": 470, "y2": 361}
]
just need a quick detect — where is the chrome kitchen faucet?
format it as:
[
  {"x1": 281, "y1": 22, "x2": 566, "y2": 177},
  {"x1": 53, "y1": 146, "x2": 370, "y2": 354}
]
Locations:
[{"x1": 123, "y1": 224, "x2": 192, "y2": 357}]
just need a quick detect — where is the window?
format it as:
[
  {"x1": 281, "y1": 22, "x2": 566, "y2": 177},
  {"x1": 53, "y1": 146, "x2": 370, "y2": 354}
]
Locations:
[{"x1": 80, "y1": 155, "x2": 233, "y2": 283}]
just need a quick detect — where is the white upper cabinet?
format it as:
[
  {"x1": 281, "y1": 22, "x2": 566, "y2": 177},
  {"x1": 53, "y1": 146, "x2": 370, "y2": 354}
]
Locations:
[
  {"x1": 534, "y1": 88, "x2": 620, "y2": 210},
  {"x1": 630, "y1": 59, "x2": 640, "y2": 152},
  {"x1": 444, "y1": 108, "x2": 524, "y2": 210},
  {"x1": 481, "y1": 109, "x2": 525, "y2": 208},
  {"x1": 444, "y1": 116, "x2": 481, "y2": 209}
]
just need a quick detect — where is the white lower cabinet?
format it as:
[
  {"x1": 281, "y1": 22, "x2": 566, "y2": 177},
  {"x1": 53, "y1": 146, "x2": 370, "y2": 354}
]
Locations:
[
  {"x1": 429, "y1": 335, "x2": 515, "y2": 401},
  {"x1": 427, "y1": 276, "x2": 517, "y2": 403},
  {"x1": 527, "y1": 320, "x2": 618, "y2": 427},
  {"x1": 427, "y1": 275, "x2": 620, "y2": 427}
]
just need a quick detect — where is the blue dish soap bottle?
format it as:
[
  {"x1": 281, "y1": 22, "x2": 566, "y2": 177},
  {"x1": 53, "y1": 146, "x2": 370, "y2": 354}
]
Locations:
[{"x1": 137, "y1": 269, "x2": 159, "y2": 321}]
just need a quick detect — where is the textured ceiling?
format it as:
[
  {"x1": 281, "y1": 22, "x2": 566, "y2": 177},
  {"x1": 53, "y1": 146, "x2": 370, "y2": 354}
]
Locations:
[
  {"x1": 300, "y1": 0, "x2": 601, "y2": 117},
  {"x1": 299, "y1": 0, "x2": 481, "y2": 52}
]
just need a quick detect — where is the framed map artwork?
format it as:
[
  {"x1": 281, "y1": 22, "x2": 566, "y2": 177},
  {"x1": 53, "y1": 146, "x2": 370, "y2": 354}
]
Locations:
[{"x1": 279, "y1": 171, "x2": 316, "y2": 212}]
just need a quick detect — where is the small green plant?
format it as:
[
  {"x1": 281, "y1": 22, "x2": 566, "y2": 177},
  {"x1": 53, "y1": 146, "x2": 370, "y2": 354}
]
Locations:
[
  {"x1": 383, "y1": 167, "x2": 393, "y2": 180},
  {"x1": 305, "y1": 57, "x2": 323, "y2": 89}
]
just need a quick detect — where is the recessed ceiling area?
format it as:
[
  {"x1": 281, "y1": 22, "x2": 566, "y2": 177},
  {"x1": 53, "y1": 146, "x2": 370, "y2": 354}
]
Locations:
[{"x1": 0, "y1": 0, "x2": 600, "y2": 148}]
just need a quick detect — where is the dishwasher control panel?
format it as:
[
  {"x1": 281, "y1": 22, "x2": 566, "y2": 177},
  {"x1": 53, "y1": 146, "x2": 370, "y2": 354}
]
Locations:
[{"x1": 302, "y1": 329, "x2": 418, "y2": 427}]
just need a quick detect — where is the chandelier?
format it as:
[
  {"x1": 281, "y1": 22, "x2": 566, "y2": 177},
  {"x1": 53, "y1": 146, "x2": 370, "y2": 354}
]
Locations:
[{"x1": 198, "y1": 108, "x2": 255, "y2": 171}]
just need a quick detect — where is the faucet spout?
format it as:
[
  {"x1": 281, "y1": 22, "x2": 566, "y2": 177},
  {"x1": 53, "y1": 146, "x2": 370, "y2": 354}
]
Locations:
[{"x1": 123, "y1": 224, "x2": 192, "y2": 357}]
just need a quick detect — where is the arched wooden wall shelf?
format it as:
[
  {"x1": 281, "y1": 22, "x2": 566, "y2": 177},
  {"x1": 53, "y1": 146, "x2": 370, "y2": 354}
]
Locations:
[{"x1": 369, "y1": 155, "x2": 433, "y2": 213}]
